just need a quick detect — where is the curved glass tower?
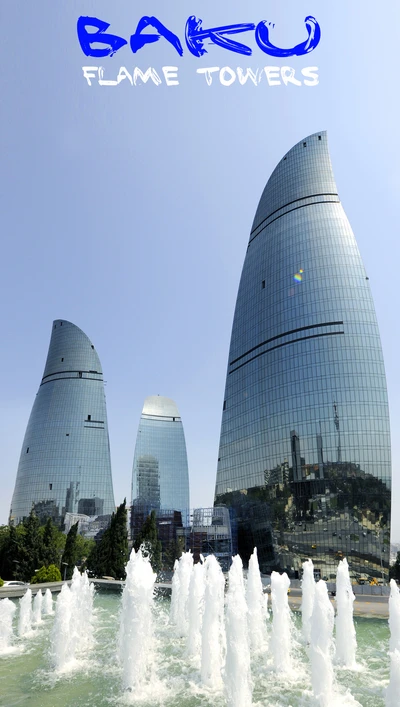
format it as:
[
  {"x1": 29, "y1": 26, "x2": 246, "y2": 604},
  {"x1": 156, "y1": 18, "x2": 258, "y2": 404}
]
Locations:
[
  {"x1": 131, "y1": 395, "x2": 190, "y2": 517},
  {"x1": 215, "y1": 132, "x2": 391, "y2": 580},
  {"x1": 10, "y1": 320, "x2": 115, "y2": 525}
]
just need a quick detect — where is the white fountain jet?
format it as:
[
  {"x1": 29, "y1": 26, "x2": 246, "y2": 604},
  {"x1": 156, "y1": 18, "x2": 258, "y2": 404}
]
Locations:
[
  {"x1": 270, "y1": 571, "x2": 293, "y2": 674},
  {"x1": 70, "y1": 568, "x2": 95, "y2": 654},
  {"x1": 335, "y1": 558, "x2": 357, "y2": 668},
  {"x1": 224, "y1": 555, "x2": 253, "y2": 707},
  {"x1": 186, "y1": 560, "x2": 205, "y2": 657},
  {"x1": 301, "y1": 559, "x2": 316, "y2": 645},
  {"x1": 18, "y1": 588, "x2": 32, "y2": 637},
  {"x1": 32, "y1": 589, "x2": 43, "y2": 625},
  {"x1": 201, "y1": 554, "x2": 226, "y2": 690},
  {"x1": 264, "y1": 585, "x2": 269, "y2": 621},
  {"x1": 51, "y1": 583, "x2": 76, "y2": 671},
  {"x1": 43, "y1": 588, "x2": 54, "y2": 615},
  {"x1": 246, "y1": 547, "x2": 267, "y2": 651},
  {"x1": 170, "y1": 558, "x2": 180, "y2": 626},
  {"x1": 50, "y1": 568, "x2": 94, "y2": 672},
  {"x1": 118, "y1": 547, "x2": 156, "y2": 692},
  {"x1": 388, "y1": 578, "x2": 400, "y2": 653},
  {"x1": 386, "y1": 579, "x2": 400, "y2": 706},
  {"x1": 310, "y1": 580, "x2": 335, "y2": 707},
  {"x1": 0, "y1": 598, "x2": 17, "y2": 653},
  {"x1": 175, "y1": 551, "x2": 194, "y2": 638}
]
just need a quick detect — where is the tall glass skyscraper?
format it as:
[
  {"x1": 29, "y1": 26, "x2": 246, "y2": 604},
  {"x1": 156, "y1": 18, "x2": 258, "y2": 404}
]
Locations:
[
  {"x1": 215, "y1": 132, "x2": 391, "y2": 580},
  {"x1": 131, "y1": 396, "x2": 190, "y2": 517},
  {"x1": 10, "y1": 320, "x2": 115, "y2": 526}
]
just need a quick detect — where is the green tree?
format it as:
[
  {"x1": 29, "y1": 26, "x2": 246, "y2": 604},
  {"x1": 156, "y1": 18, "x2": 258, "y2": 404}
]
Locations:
[
  {"x1": 61, "y1": 522, "x2": 79, "y2": 580},
  {"x1": 41, "y1": 518, "x2": 60, "y2": 567},
  {"x1": 18, "y1": 511, "x2": 43, "y2": 581},
  {"x1": 0, "y1": 525, "x2": 12, "y2": 579},
  {"x1": 0, "y1": 519, "x2": 66, "y2": 582},
  {"x1": 133, "y1": 510, "x2": 162, "y2": 573},
  {"x1": 0, "y1": 525, "x2": 9, "y2": 559},
  {"x1": 163, "y1": 537, "x2": 184, "y2": 571},
  {"x1": 87, "y1": 532, "x2": 107, "y2": 578},
  {"x1": 31, "y1": 564, "x2": 62, "y2": 583},
  {"x1": 0, "y1": 524, "x2": 25, "y2": 580},
  {"x1": 390, "y1": 551, "x2": 400, "y2": 581},
  {"x1": 87, "y1": 500, "x2": 129, "y2": 579},
  {"x1": 74, "y1": 535, "x2": 95, "y2": 571}
]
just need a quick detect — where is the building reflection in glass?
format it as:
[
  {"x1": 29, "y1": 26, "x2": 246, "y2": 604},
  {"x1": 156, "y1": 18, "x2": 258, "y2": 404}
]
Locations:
[
  {"x1": 215, "y1": 132, "x2": 391, "y2": 581},
  {"x1": 131, "y1": 395, "x2": 190, "y2": 518},
  {"x1": 9, "y1": 319, "x2": 115, "y2": 527}
]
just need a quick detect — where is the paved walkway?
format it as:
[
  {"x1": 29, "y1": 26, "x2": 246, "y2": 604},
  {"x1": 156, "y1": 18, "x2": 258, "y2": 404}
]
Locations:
[
  {"x1": 287, "y1": 591, "x2": 389, "y2": 618},
  {"x1": 0, "y1": 580, "x2": 71, "y2": 599},
  {"x1": 0, "y1": 579, "x2": 390, "y2": 618}
]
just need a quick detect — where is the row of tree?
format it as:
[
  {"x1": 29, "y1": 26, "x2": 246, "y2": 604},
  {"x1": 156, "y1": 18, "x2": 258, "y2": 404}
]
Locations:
[
  {"x1": 86, "y1": 500, "x2": 129, "y2": 579},
  {"x1": 4, "y1": 504, "x2": 398, "y2": 583},
  {"x1": 0, "y1": 510, "x2": 96, "y2": 583},
  {"x1": 85, "y1": 502, "x2": 182, "y2": 578},
  {"x1": 0, "y1": 500, "x2": 183, "y2": 584}
]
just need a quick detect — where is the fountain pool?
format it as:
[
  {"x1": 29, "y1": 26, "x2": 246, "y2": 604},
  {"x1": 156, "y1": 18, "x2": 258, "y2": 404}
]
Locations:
[{"x1": 0, "y1": 590, "x2": 393, "y2": 707}]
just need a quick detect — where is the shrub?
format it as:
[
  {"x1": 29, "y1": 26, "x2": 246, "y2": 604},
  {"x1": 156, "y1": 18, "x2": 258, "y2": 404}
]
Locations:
[
  {"x1": 0, "y1": 577, "x2": 4, "y2": 587},
  {"x1": 31, "y1": 564, "x2": 62, "y2": 584}
]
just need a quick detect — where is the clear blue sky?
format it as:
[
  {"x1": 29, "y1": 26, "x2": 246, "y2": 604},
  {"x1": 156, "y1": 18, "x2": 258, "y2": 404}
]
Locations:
[{"x1": 1, "y1": 2, "x2": 399, "y2": 537}]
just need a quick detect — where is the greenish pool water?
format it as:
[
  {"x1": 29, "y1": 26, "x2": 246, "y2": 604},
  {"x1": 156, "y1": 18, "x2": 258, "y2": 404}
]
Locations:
[{"x1": 0, "y1": 593, "x2": 391, "y2": 707}]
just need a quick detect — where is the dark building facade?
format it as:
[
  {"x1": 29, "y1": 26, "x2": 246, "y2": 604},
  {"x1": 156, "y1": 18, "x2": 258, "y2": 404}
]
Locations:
[
  {"x1": 130, "y1": 505, "x2": 184, "y2": 566},
  {"x1": 10, "y1": 320, "x2": 115, "y2": 526},
  {"x1": 215, "y1": 132, "x2": 391, "y2": 581},
  {"x1": 177, "y1": 507, "x2": 236, "y2": 572}
]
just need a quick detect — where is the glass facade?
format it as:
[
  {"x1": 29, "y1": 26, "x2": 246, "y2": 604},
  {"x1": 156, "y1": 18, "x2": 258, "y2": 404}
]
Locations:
[
  {"x1": 215, "y1": 132, "x2": 391, "y2": 581},
  {"x1": 177, "y1": 507, "x2": 236, "y2": 572},
  {"x1": 10, "y1": 320, "x2": 115, "y2": 526},
  {"x1": 131, "y1": 396, "x2": 190, "y2": 518}
]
